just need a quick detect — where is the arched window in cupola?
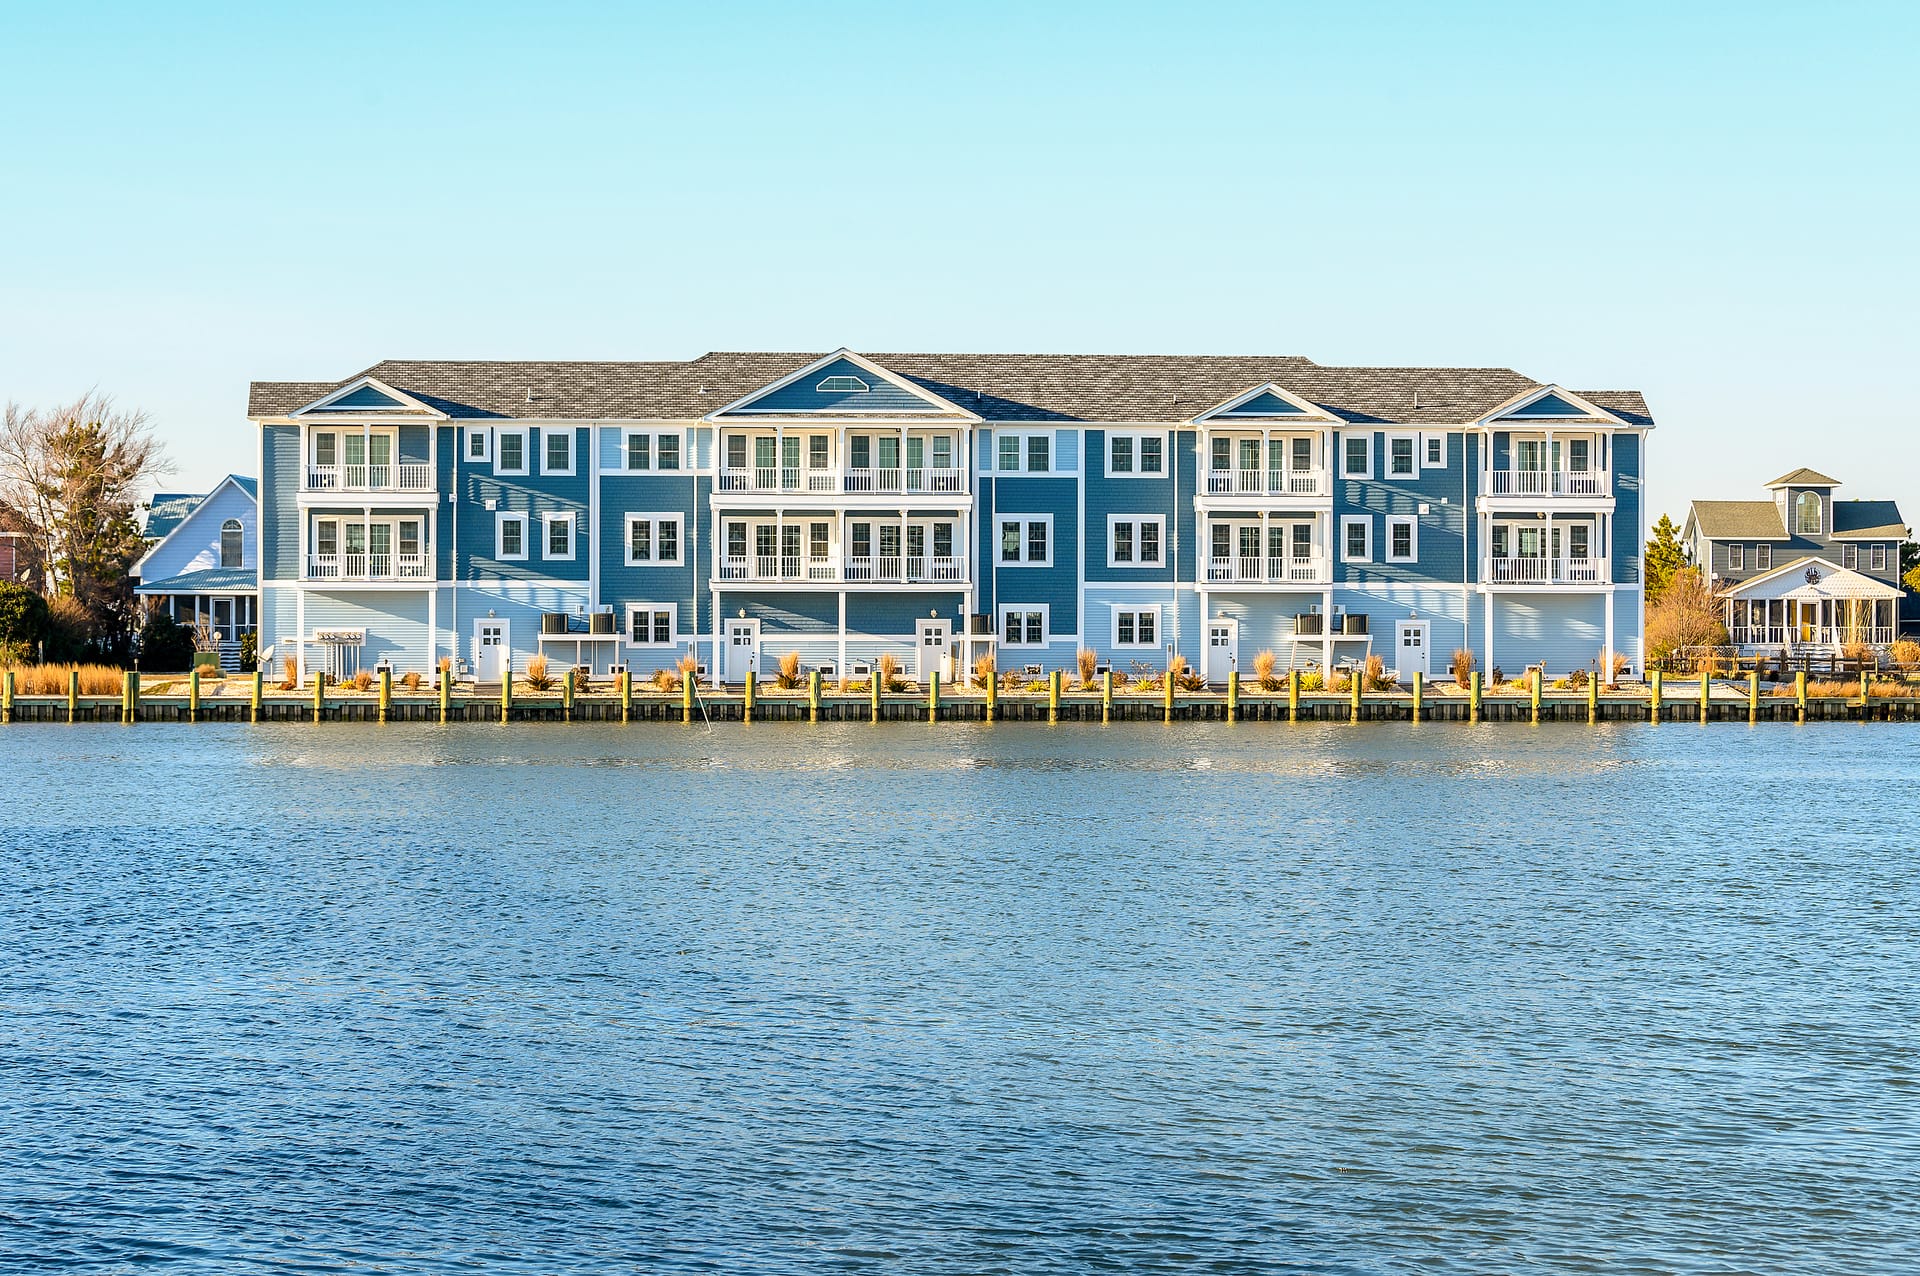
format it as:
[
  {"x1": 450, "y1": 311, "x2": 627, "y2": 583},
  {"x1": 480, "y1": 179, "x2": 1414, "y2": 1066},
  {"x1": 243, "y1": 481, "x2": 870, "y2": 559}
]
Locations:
[{"x1": 1795, "y1": 491, "x2": 1822, "y2": 536}]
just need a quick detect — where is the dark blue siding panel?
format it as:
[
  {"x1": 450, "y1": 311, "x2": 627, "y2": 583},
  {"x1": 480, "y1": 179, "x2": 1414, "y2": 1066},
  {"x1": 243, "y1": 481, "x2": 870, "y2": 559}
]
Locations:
[
  {"x1": 261, "y1": 425, "x2": 301, "y2": 580},
  {"x1": 1502, "y1": 393, "x2": 1584, "y2": 418},
  {"x1": 1612, "y1": 432, "x2": 1642, "y2": 585},
  {"x1": 316, "y1": 384, "x2": 406, "y2": 410},
  {"x1": 1084, "y1": 428, "x2": 1177, "y2": 584},
  {"x1": 399, "y1": 424, "x2": 431, "y2": 465},
  {"x1": 1217, "y1": 390, "x2": 1306, "y2": 416},
  {"x1": 847, "y1": 592, "x2": 964, "y2": 635},
  {"x1": 990, "y1": 475, "x2": 1079, "y2": 633}
]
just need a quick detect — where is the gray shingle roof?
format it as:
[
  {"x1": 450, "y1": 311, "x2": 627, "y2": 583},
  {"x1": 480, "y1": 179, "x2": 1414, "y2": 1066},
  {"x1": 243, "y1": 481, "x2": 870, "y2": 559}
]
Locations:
[
  {"x1": 248, "y1": 352, "x2": 1654, "y2": 427},
  {"x1": 1688, "y1": 500, "x2": 1788, "y2": 540},
  {"x1": 1765, "y1": 467, "x2": 1841, "y2": 488},
  {"x1": 1830, "y1": 500, "x2": 1908, "y2": 540}
]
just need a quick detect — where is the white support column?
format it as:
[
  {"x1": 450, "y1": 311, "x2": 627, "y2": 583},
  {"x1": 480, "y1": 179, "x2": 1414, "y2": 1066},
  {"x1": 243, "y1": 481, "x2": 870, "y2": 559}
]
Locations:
[
  {"x1": 1484, "y1": 590, "x2": 1496, "y2": 673},
  {"x1": 710, "y1": 589, "x2": 722, "y2": 688},
  {"x1": 1604, "y1": 588, "x2": 1615, "y2": 675},
  {"x1": 838, "y1": 591, "x2": 848, "y2": 673},
  {"x1": 1260, "y1": 509, "x2": 1269, "y2": 582}
]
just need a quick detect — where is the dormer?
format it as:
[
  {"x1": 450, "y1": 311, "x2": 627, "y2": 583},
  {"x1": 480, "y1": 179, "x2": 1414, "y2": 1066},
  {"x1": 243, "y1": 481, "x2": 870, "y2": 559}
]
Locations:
[{"x1": 1765, "y1": 468, "x2": 1840, "y2": 538}]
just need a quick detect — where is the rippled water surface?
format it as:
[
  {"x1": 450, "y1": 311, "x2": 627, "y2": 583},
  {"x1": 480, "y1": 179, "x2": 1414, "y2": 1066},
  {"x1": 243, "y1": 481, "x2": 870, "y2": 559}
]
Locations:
[{"x1": 3, "y1": 721, "x2": 1917, "y2": 1273}]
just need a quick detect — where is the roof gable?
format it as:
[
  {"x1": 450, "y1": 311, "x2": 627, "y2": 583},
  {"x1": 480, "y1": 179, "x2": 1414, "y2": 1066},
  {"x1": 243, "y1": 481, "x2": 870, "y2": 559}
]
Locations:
[
  {"x1": 711, "y1": 350, "x2": 976, "y2": 419},
  {"x1": 291, "y1": 376, "x2": 441, "y2": 417},
  {"x1": 1725, "y1": 556, "x2": 1903, "y2": 601},
  {"x1": 1192, "y1": 382, "x2": 1336, "y2": 424},
  {"x1": 1481, "y1": 384, "x2": 1627, "y2": 426},
  {"x1": 135, "y1": 475, "x2": 257, "y2": 578},
  {"x1": 1765, "y1": 467, "x2": 1840, "y2": 489}
]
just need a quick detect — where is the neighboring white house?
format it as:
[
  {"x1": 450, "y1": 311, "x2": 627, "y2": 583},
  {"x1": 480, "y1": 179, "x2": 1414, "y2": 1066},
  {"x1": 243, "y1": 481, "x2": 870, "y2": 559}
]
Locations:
[{"x1": 134, "y1": 475, "x2": 258, "y2": 669}]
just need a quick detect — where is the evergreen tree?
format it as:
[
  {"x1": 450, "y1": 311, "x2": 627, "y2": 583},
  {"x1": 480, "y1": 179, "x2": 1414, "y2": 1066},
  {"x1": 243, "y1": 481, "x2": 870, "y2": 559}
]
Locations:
[{"x1": 1643, "y1": 513, "x2": 1689, "y2": 604}]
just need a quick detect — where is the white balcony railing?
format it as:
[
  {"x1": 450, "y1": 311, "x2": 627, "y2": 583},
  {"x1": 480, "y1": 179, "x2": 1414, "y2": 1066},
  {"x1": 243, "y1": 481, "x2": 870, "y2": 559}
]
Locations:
[
  {"x1": 723, "y1": 553, "x2": 966, "y2": 584},
  {"x1": 306, "y1": 463, "x2": 434, "y2": 492},
  {"x1": 1487, "y1": 556, "x2": 1607, "y2": 584},
  {"x1": 1205, "y1": 555, "x2": 1329, "y2": 584},
  {"x1": 1205, "y1": 469, "x2": 1328, "y2": 498},
  {"x1": 1489, "y1": 469, "x2": 1610, "y2": 498},
  {"x1": 307, "y1": 552, "x2": 430, "y2": 580},
  {"x1": 716, "y1": 466, "x2": 965, "y2": 496},
  {"x1": 1733, "y1": 625, "x2": 1895, "y2": 648}
]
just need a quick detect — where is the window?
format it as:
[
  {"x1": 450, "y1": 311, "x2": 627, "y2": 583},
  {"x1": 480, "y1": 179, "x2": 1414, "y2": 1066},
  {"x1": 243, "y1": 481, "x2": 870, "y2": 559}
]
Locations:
[
  {"x1": 1386, "y1": 516, "x2": 1416, "y2": 563},
  {"x1": 1028, "y1": 434, "x2": 1050, "y2": 473},
  {"x1": 1107, "y1": 432, "x2": 1165, "y2": 476},
  {"x1": 1842, "y1": 543, "x2": 1858, "y2": 570},
  {"x1": 1342, "y1": 432, "x2": 1372, "y2": 478},
  {"x1": 1756, "y1": 545, "x2": 1772, "y2": 570},
  {"x1": 999, "y1": 516, "x2": 1052, "y2": 566},
  {"x1": 543, "y1": 429, "x2": 574, "y2": 475},
  {"x1": 997, "y1": 435, "x2": 1020, "y2": 471},
  {"x1": 1108, "y1": 516, "x2": 1164, "y2": 568},
  {"x1": 817, "y1": 374, "x2": 869, "y2": 393},
  {"x1": 1423, "y1": 434, "x2": 1446, "y2": 468},
  {"x1": 1795, "y1": 491, "x2": 1822, "y2": 535},
  {"x1": 1114, "y1": 607, "x2": 1159, "y2": 648},
  {"x1": 625, "y1": 432, "x2": 650, "y2": 471},
  {"x1": 496, "y1": 513, "x2": 527, "y2": 560},
  {"x1": 466, "y1": 428, "x2": 491, "y2": 463},
  {"x1": 624, "y1": 514, "x2": 683, "y2": 566},
  {"x1": 1729, "y1": 544, "x2": 1744, "y2": 572},
  {"x1": 624, "y1": 430, "x2": 684, "y2": 471},
  {"x1": 220, "y1": 518, "x2": 243, "y2": 569},
  {"x1": 497, "y1": 429, "x2": 528, "y2": 475},
  {"x1": 1871, "y1": 544, "x2": 1888, "y2": 572},
  {"x1": 1388, "y1": 434, "x2": 1416, "y2": 477},
  {"x1": 656, "y1": 433, "x2": 680, "y2": 470},
  {"x1": 1341, "y1": 515, "x2": 1372, "y2": 563},
  {"x1": 543, "y1": 512, "x2": 575, "y2": 560},
  {"x1": 999, "y1": 605, "x2": 1048, "y2": 648},
  {"x1": 1567, "y1": 438, "x2": 1591, "y2": 473},
  {"x1": 996, "y1": 431, "x2": 1054, "y2": 473},
  {"x1": 627, "y1": 604, "x2": 676, "y2": 647}
]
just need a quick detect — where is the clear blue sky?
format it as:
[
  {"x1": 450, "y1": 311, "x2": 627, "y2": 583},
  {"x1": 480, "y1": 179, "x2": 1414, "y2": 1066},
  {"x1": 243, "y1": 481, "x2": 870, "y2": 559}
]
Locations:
[{"x1": 2, "y1": 0, "x2": 1915, "y2": 526}]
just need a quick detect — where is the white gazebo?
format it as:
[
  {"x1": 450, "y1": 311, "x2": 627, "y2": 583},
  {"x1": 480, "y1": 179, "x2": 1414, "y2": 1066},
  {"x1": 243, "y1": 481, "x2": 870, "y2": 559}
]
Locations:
[{"x1": 1723, "y1": 556, "x2": 1901, "y2": 651}]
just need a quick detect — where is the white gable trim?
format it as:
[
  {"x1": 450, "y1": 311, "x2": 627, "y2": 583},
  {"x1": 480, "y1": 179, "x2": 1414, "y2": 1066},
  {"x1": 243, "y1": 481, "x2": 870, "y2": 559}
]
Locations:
[
  {"x1": 1477, "y1": 383, "x2": 1627, "y2": 428},
  {"x1": 707, "y1": 348, "x2": 980, "y2": 422},
  {"x1": 290, "y1": 375, "x2": 444, "y2": 418},
  {"x1": 1190, "y1": 382, "x2": 1338, "y2": 425},
  {"x1": 135, "y1": 475, "x2": 256, "y2": 577}
]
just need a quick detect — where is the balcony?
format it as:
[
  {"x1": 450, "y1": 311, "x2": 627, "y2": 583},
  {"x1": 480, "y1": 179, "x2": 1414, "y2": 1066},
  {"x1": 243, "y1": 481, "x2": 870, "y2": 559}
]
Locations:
[
  {"x1": 1205, "y1": 555, "x2": 1330, "y2": 585},
  {"x1": 1731, "y1": 624, "x2": 1894, "y2": 648},
  {"x1": 306, "y1": 463, "x2": 435, "y2": 492},
  {"x1": 1486, "y1": 556, "x2": 1607, "y2": 585},
  {"x1": 1203, "y1": 468, "x2": 1328, "y2": 499},
  {"x1": 719, "y1": 554, "x2": 966, "y2": 585},
  {"x1": 716, "y1": 467, "x2": 965, "y2": 496},
  {"x1": 1488, "y1": 468, "x2": 1609, "y2": 498},
  {"x1": 307, "y1": 552, "x2": 432, "y2": 581}
]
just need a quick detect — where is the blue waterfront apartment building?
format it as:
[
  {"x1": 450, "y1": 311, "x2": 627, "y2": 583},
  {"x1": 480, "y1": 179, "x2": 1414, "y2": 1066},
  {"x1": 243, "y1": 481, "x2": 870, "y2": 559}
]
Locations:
[{"x1": 248, "y1": 350, "x2": 1652, "y2": 685}]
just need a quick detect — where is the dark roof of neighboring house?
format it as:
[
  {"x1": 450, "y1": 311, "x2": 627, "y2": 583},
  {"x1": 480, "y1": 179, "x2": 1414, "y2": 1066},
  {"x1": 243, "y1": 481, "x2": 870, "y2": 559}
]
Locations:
[
  {"x1": 1766, "y1": 467, "x2": 1841, "y2": 488},
  {"x1": 134, "y1": 566, "x2": 258, "y2": 595},
  {"x1": 1688, "y1": 500, "x2": 1788, "y2": 539},
  {"x1": 1831, "y1": 500, "x2": 1909, "y2": 540},
  {"x1": 143, "y1": 492, "x2": 204, "y2": 539},
  {"x1": 248, "y1": 353, "x2": 1654, "y2": 426}
]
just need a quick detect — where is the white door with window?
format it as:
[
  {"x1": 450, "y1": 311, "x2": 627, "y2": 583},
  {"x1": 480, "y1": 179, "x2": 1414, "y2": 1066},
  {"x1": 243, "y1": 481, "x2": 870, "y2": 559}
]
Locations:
[
  {"x1": 727, "y1": 620, "x2": 760, "y2": 682},
  {"x1": 1204, "y1": 619, "x2": 1239, "y2": 685},
  {"x1": 1396, "y1": 620, "x2": 1430, "y2": 679},
  {"x1": 475, "y1": 620, "x2": 508, "y2": 682},
  {"x1": 915, "y1": 619, "x2": 951, "y2": 682}
]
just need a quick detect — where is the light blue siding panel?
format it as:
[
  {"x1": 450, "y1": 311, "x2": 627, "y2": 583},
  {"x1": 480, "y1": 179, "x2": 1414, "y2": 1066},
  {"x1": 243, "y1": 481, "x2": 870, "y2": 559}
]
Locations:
[
  {"x1": 1491, "y1": 594, "x2": 1606, "y2": 676},
  {"x1": 261, "y1": 426, "x2": 301, "y2": 580},
  {"x1": 725, "y1": 357, "x2": 952, "y2": 415},
  {"x1": 455, "y1": 582, "x2": 592, "y2": 672},
  {"x1": 260, "y1": 587, "x2": 298, "y2": 660},
  {"x1": 1083, "y1": 585, "x2": 1200, "y2": 665},
  {"x1": 737, "y1": 592, "x2": 838, "y2": 634},
  {"x1": 1054, "y1": 429, "x2": 1080, "y2": 471},
  {"x1": 140, "y1": 481, "x2": 257, "y2": 581},
  {"x1": 1194, "y1": 591, "x2": 1328, "y2": 669},
  {"x1": 303, "y1": 590, "x2": 432, "y2": 672}
]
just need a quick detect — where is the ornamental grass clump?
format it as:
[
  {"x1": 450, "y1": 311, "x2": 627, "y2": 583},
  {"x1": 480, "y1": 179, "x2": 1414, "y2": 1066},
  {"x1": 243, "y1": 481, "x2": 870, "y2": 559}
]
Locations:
[
  {"x1": 1450, "y1": 648, "x2": 1476, "y2": 689},
  {"x1": 524, "y1": 654, "x2": 555, "y2": 691},
  {"x1": 973, "y1": 651, "x2": 996, "y2": 689},
  {"x1": 1841, "y1": 641, "x2": 1876, "y2": 667},
  {"x1": 653, "y1": 666, "x2": 681, "y2": 693},
  {"x1": 350, "y1": 669, "x2": 374, "y2": 692},
  {"x1": 1887, "y1": 638, "x2": 1920, "y2": 668},
  {"x1": 1, "y1": 663, "x2": 124, "y2": 695},
  {"x1": 1076, "y1": 648, "x2": 1098, "y2": 690},
  {"x1": 876, "y1": 652, "x2": 904, "y2": 693},
  {"x1": 1363, "y1": 652, "x2": 1396, "y2": 692},
  {"x1": 1604, "y1": 650, "x2": 1629, "y2": 689},
  {"x1": 1253, "y1": 649, "x2": 1281, "y2": 692},
  {"x1": 280, "y1": 655, "x2": 298, "y2": 691},
  {"x1": 775, "y1": 650, "x2": 803, "y2": 689},
  {"x1": 1324, "y1": 669, "x2": 1350, "y2": 694},
  {"x1": 401, "y1": 670, "x2": 423, "y2": 692}
]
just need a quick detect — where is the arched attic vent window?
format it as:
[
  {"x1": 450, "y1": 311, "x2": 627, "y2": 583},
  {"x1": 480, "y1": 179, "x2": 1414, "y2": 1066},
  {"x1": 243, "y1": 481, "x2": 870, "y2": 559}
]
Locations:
[
  {"x1": 220, "y1": 518, "x2": 243, "y2": 568},
  {"x1": 817, "y1": 375, "x2": 869, "y2": 393}
]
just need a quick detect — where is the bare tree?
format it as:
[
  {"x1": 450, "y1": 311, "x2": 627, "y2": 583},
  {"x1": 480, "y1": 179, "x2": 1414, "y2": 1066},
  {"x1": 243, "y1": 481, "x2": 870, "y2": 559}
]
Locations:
[{"x1": 0, "y1": 393, "x2": 171, "y2": 654}]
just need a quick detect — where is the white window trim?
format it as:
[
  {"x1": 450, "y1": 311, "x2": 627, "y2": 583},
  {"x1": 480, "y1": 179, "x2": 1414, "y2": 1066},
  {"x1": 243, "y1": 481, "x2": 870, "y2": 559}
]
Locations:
[
  {"x1": 625, "y1": 602, "x2": 679, "y2": 648},
  {"x1": 1106, "y1": 514, "x2": 1166, "y2": 568},
  {"x1": 1385, "y1": 515, "x2": 1418, "y2": 563},
  {"x1": 623, "y1": 512, "x2": 684, "y2": 567},
  {"x1": 1385, "y1": 431, "x2": 1419, "y2": 479},
  {"x1": 495, "y1": 427, "x2": 530, "y2": 476},
  {"x1": 997, "y1": 603, "x2": 1051, "y2": 648},
  {"x1": 1728, "y1": 543, "x2": 1744, "y2": 571},
  {"x1": 1105, "y1": 430, "x2": 1168, "y2": 478},
  {"x1": 998, "y1": 513, "x2": 1054, "y2": 567},
  {"x1": 1420, "y1": 432, "x2": 1449, "y2": 469},
  {"x1": 540, "y1": 427, "x2": 576, "y2": 477},
  {"x1": 496, "y1": 511, "x2": 528, "y2": 561},
  {"x1": 817, "y1": 374, "x2": 869, "y2": 393},
  {"x1": 1340, "y1": 515, "x2": 1373, "y2": 563},
  {"x1": 622, "y1": 428, "x2": 684, "y2": 472},
  {"x1": 541, "y1": 511, "x2": 576, "y2": 561},
  {"x1": 1341, "y1": 431, "x2": 1374, "y2": 479},
  {"x1": 995, "y1": 430, "x2": 1064, "y2": 475},
  {"x1": 1841, "y1": 543, "x2": 1858, "y2": 570},
  {"x1": 1111, "y1": 605, "x2": 1163, "y2": 649},
  {"x1": 1871, "y1": 544, "x2": 1888, "y2": 572},
  {"x1": 465, "y1": 427, "x2": 492, "y2": 464},
  {"x1": 1756, "y1": 545, "x2": 1773, "y2": 570}
]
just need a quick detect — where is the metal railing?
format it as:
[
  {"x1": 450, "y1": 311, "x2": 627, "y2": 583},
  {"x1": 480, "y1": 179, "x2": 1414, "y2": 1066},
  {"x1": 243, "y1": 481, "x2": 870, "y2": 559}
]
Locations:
[
  {"x1": 306, "y1": 463, "x2": 434, "y2": 492},
  {"x1": 1205, "y1": 469, "x2": 1327, "y2": 497}
]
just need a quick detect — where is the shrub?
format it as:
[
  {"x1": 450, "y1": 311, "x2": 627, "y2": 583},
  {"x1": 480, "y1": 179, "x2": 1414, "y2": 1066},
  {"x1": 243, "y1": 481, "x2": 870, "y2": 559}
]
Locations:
[
  {"x1": 973, "y1": 651, "x2": 996, "y2": 688},
  {"x1": 844, "y1": 678, "x2": 870, "y2": 694},
  {"x1": 1253, "y1": 649, "x2": 1281, "y2": 692},
  {"x1": 524, "y1": 654, "x2": 555, "y2": 691},
  {"x1": 1363, "y1": 652, "x2": 1396, "y2": 691},
  {"x1": 1076, "y1": 648, "x2": 1098, "y2": 689},
  {"x1": 137, "y1": 611, "x2": 198, "y2": 672},
  {"x1": 401, "y1": 670, "x2": 423, "y2": 692},
  {"x1": 775, "y1": 650, "x2": 803, "y2": 689},
  {"x1": 1565, "y1": 668, "x2": 1589, "y2": 690},
  {"x1": 1840, "y1": 641, "x2": 1876, "y2": 668},
  {"x1": 1604, "y1": 649, "x2": 1630, "y2": 688},
  {"x1": 1450, "y1": 647, "x2": 1476, "y2": 689},
  {"x1": 280, "y1": 654, "x2": 298, "y2": 691},
  {"x1": 653, "y1": 666, "x2": 681, "y2": 693},
  {"x1": 43, "y1": 594, "x2": 94, "y2": 662},
  {"x1": 1887, "y1": 638, "x2": 1920, "y2": 667},
  {"x1": 1299, "y1": 670, "x2": 1325, "y2": 692},
  {"x1": 1325, "y1": 670, "x2": 1350, "y2": 694},
  {"x1": 1645, "y1": 566, "x2": 1728, "y2": 661},
  {"x1": 1167, "y1": 653, "x2": 1205, "y2": 691},
  {"x1": 877, "y1": 652, "x2": 904, "y2": 692},
  {"x1": 0, "y1": 582, "x2": 50, "y2": 661},
  {"x1": 350, "y1": 669, "x2": 374, "y2": 692}
]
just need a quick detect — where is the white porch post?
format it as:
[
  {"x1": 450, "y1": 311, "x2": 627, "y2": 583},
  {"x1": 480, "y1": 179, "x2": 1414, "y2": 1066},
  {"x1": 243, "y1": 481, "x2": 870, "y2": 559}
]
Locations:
[
  {"x1": 1484, "y1": 590, "x2": 1496, "y2": 673},
  {"x1": 1604, "y1": 587, "x2": 1615, "y2": 673}
]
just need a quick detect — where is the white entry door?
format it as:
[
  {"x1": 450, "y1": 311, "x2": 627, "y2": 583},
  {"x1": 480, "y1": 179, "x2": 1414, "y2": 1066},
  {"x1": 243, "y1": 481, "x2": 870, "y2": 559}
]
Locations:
[
  {"x1": 726, "y1": 619, "x2": 760, "y2": 682},
  {"x1": 915, "y1": 619, "x2": 951, "y2": 682},
  {"x1": 1396, "y1": 620, "x2": 1430, "y2": 679},
  {"x1": 474, "y1": 619, "x2": 508, "y2": 682},
  {"x1": 1204, "y1": 619, "x2": 1239, "y2": 685}
]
